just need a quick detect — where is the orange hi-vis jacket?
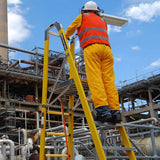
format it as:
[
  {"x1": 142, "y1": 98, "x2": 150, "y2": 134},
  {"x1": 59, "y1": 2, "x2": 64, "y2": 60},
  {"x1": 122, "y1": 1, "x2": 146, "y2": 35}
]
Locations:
[{"x1": 77, "y1": 13, "x2": 110, "y2": 49}]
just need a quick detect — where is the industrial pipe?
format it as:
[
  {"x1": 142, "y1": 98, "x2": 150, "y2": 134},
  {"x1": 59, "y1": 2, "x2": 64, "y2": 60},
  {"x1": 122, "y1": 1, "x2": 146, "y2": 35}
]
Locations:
[
  {"x1": 0, "y1": 139, "x2": 15, "y2": 160},
  {"x1": 36, "y1": 112, "x2": 40, "y2": 129},
  {"x1": 129, "y1": 118, "x2": 158, "y2": 125}
]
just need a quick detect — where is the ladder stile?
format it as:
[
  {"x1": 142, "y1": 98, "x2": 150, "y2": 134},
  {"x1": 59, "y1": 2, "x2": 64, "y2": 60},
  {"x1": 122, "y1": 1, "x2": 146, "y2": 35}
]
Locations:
[
  {"x1": 68, "y1": 38, "x2": 75, "y2": 160},
  {"x1": 56, "y1": 21, "x2": 107, "y2": 160}
]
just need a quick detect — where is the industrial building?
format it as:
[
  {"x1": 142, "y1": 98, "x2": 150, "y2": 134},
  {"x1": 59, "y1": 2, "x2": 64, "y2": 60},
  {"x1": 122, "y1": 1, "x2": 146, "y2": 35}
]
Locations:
[{"x1": 0, "y1": 0, "x2": 160, "y2": 159}]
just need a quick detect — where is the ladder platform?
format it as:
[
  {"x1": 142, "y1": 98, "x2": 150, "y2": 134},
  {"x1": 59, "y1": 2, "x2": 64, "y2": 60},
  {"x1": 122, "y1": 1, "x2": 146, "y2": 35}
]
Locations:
[
  {"x1": 102, "y1": 146, "x2": 134, "y2": 151},
  {"x1": 53, "y1": 78, "x2": 89, "y2": 96},
  {"x1": 94, "y1": 121, "x2": 123, "y2": 128}
]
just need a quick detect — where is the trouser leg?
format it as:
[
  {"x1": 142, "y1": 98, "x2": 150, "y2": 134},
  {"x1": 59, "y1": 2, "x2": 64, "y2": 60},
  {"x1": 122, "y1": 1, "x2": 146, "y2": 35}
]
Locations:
[
  {"x1": 101, "y1": 46, "x2": 120, "y2": 111},
  {"x1": 84, "y1": 44, "x2": 108, "y2": 109}
]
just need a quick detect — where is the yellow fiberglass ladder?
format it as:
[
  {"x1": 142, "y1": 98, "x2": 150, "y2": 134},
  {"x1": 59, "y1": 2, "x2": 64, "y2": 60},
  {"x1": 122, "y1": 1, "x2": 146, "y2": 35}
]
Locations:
[{"x1": 39, "y1": 22, "x2": 137, "y2": 160}]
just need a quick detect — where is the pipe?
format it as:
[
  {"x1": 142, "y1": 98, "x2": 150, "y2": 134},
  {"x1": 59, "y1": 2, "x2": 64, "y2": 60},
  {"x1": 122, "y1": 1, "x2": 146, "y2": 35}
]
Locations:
[
  {"x1": 0, "y1": 139, "x2": 15, "y2": 160},
  {"x1": 129, "y1": 117, "x2": 158, "y2": 125},
  {"x1": 0, "y1": 43, "x2": 42, "y2": 57},
  {"x1": 21, "y1": 146, "x2": 26, "y2": 160},
  {"x1": 61, "y1": 147, "x2": 79, "y2": 160},
  {"x1": 0, "y1": 43, "x2": 63, "y2": 58},
  {"x1": 0, "y1": 149, "x2": 5, "y2": 160},
  {"x1": 25, "y1": 110, "x2": 27, "y2": 130},
  {"x1": 20, "y1": 129, "x2": 27, "y2": 144},
  {"x1": 36, "y1": 112, "x2": 40, "y2": 129}
]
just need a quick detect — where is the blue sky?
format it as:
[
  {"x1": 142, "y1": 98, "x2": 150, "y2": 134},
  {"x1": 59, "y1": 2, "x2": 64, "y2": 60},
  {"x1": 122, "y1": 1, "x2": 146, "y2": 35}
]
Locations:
[{"x1": 7, "y1": 0, "x2": 160, "y2": 86}]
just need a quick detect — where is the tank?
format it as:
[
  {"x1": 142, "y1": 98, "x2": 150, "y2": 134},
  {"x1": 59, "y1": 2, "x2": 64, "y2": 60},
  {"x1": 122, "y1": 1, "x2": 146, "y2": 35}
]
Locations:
[{"x1": 134, "y1": 135, "x2": 160, "y2": 156}]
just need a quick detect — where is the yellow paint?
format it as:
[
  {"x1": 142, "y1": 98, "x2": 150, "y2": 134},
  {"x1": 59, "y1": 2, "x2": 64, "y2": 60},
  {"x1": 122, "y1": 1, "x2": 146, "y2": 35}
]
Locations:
[{"x1": 39, "y1": 39, "x2": 49, "y2": 160}]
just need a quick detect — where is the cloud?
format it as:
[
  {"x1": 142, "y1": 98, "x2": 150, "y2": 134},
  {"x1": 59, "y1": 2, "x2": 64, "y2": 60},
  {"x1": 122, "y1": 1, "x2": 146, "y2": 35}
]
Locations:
[
  {"x1": 75, "y1": 40, "x2": 80, "y2": 50},
  {"x1": 126, "y1": 29, "x2": 141, "y2": 37},
  {"x1": 131, "y1": 46, "x2": 140, "y2": 50},
  {"x1": 8, "y1": 1, "x2": 32, "y2": 45},
  {"x1": 108, "y1": 25, "x2": 122, "y2": 34},
  {"x1": 114, "y1": 56, "x2": 122, "y2": 62},
  {"x1": 8, "y1": 0, "x2": 22, "y2": 5},
  {"x1": 149, "y1": 59, "x2": 160, "y2": 67},
  {"x1": 125, "y1": 1, "x2": 160, "y2": 22},
  {"x1": 145, "y1": 58, "x2": 160, "y2": 69}
]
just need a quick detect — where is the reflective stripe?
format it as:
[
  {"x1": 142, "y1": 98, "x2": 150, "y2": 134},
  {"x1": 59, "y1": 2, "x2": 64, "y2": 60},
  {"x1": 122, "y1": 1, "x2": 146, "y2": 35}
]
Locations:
[
  {"x1": 80, "y1": 35, "x2": 109, "y2": 47},
  {"x1": 85, "y1": 13, "x2": 89, "y2": 16},
  {"x1": 79, "y1": 27, "x2": 108, "y2": 38}
]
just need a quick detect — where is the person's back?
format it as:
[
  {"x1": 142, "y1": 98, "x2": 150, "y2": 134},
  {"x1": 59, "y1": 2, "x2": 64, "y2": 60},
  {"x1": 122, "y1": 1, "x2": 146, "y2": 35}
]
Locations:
[{"x1": 77, "y1": 12, "x2": 110, "y2": 49}]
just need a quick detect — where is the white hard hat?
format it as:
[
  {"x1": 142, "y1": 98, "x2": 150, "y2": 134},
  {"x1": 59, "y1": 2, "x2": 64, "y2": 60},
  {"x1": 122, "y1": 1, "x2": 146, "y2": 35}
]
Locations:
[{"x1": 83, "y1": 1, "x2": 98, "y2": 11}]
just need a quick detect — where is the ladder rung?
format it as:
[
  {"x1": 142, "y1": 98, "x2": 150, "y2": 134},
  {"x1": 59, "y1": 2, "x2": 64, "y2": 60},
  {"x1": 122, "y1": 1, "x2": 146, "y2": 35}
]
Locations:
[
  {"x1": 47, "y1": 132, "x2": 69, "y2": 136},
  {"x1": 46, "y1": 154, "x2": 68, "y2": 157},
  {"x1": 102, "y1": 146, "x2": 134, "y2": 151},
  {"x1": 47, "y1": 110, "x2": 69, "y2": 116}
]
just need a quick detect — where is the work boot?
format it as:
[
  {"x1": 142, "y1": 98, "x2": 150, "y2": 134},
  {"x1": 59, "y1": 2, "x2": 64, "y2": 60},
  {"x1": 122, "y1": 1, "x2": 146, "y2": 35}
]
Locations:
[
  {"x1": 95, "y1": 106, "x2": 112, "y2": 123},
  {"x1": 111, "y1": 110, "x2": 122, "y2": 123}
]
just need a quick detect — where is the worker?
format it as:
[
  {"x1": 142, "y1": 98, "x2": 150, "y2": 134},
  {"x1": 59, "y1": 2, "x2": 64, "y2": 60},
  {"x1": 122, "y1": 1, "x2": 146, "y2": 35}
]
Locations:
[{"x1": 65, "y1": 1, "x2": 122, "y2": 123}]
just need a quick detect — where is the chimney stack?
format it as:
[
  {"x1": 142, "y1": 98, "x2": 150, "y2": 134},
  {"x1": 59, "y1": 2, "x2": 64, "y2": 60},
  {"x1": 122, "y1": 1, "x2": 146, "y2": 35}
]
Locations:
[{"x1": 0, "y1": 0, "x2": 8, "y2": 63}]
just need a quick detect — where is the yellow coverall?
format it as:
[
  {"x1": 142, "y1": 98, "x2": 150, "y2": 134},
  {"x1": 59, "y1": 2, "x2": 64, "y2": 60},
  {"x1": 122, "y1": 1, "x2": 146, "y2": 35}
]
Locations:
[{"x1": 65, "y1": 14, "x2": 120, "y2": 111}]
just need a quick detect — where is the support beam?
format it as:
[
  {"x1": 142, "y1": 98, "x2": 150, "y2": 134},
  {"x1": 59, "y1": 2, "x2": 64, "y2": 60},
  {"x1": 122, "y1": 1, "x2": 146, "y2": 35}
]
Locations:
[{"x1": 148, "y1": 88, "x2": 157, "y2": 118}]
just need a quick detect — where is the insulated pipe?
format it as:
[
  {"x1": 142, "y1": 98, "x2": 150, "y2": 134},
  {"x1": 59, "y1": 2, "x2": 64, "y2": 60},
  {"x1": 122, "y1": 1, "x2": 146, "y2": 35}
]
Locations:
[
  {"x1": 0, "y1": 139, "x2": 15, "y2": 160},
  {"x1": 36, "y1": 112, "x2": 40, "y2": 129},
  {"x1": 20, "y1": 129, "x2": 27, "y2": 144},
  {"x1": 21, "y1": 146, "x2": 26, "y2": 160},
  {"x1": 129, "y1": 118, "x2": 158, "y2": 125},
  {"x1": 0, "y1": 0, "x2": 8, "y2": 62}
]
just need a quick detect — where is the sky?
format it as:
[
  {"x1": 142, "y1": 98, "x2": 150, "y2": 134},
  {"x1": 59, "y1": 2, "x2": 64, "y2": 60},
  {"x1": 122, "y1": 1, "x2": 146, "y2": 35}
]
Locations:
[{"x1": 7, "y1": 0, "x2": 160, "y2": 87}]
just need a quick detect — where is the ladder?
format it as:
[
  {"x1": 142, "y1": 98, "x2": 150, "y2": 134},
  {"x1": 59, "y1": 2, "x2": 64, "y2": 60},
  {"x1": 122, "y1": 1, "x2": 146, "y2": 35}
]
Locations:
[{"x1": 39, "y1": 21, "x2": 137, "y2": 160}]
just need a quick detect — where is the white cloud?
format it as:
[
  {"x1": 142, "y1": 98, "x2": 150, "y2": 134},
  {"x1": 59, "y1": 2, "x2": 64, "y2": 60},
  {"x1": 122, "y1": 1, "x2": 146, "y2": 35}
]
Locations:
[
  {"x1": 75, "y1": 40, "x2": 80, "y2": 50},
  {"x1": 108, "y1": 25, "x2": 122, "y2": 34},
  {"x1": 8, "y1": 0, "x2": 22, "y2": 5},
  {"x1": 149, "y1": 58, "x2": 160, "y2": 67},
  {"x1": 145, "y1": 58, "x2": 160, "y2": 69},
  {"x1": 114, "y1": 57, "x2": 122, "y2": 62},
  {"x1": 125, "y1": 1, "x2": 160, "y2": 22},
  {"x1": 8, "y1": 1, "x2": 32, "y2": 45},
  {"x1": 126, "y1": 29, "x2": 141, "y2": 37},
  {"x1": 131, "y1": 46, "x2": 140, "y2": 50}
]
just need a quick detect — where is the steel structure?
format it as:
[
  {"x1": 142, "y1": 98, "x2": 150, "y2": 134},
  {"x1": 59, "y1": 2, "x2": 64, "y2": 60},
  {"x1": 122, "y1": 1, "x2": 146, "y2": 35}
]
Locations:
[
  {"x1": 0, "y1": 35, "x2": 160, "y2": 159},
  {"x1": 0, "y1": 19, "x2": 160, "y2": 160},
  {"x1": 118, "y1": 72, "x2": 160, "y2": 123}
]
